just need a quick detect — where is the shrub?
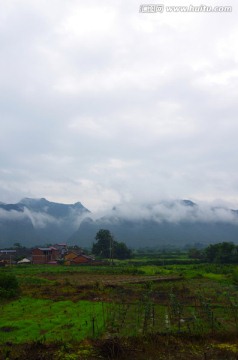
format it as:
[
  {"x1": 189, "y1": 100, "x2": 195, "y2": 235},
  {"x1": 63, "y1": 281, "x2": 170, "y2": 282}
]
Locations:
[
  {"x1": 232, "y1": 268, "x2": 238, "y2": 284},
  {"x1": 0, "y1": 272, "x2": 20, "y2": 299}
]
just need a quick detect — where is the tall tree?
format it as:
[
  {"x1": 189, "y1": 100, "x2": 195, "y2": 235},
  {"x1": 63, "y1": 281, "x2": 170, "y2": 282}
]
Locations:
[
  {"x1": 92, "y1": 229, "x2": 114, "y2": 259},
  {"x1": 92, "y1": 229, "x2": 132, "y2": 260}
]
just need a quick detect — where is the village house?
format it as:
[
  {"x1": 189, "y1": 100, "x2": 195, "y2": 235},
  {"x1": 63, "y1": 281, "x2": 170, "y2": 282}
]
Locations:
[
  {"x1": 64, "y1": 251, "x2": 94, "y2": 266},
  {"x1": 0, "y1": 250, "x2": 17, "y2": 266},
  {"x1": 32, "y1": 247, "x2": 59, "y2": 265},
  {"x1": 53, "y1": 243, "x2": 68, "y2": 258}
]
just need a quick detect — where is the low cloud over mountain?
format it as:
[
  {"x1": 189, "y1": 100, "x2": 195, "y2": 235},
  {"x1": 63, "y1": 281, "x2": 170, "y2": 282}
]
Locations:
[
  {"x1": 70, "y1": 199, "x2": 238, "y2": 248},
  {"x1": 1, "y1": 198, "x2": 238, "y2": 248},
  {"x1": 94, "y1": 200, "x2": 238, "y2": 224},
  {"x1": 0, "y1": 198, "x2": 89, "y2": 247}
]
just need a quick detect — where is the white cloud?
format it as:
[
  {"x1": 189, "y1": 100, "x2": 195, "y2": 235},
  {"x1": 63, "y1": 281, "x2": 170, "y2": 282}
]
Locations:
[
  {"x1": 0, "y1": 209, "x2": 27, "y2": 222},
  {"x1": 0, "y1": 0, "x2": 238, "y2": 211},
  {"x1": 93, "y1": 200, "x2": 238, "y2": 225},
  {"x1": 23, "y1": 208, "x2": 61, "y2": 228}
]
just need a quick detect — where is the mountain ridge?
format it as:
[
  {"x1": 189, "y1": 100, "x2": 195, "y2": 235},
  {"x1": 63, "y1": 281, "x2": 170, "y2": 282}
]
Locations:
[
  {"x1": 0, "y1": 198, "x2": 90, "y2": 247},
  {"x1": 1, "y1": 198, "x2": 238, "y2": 248}
]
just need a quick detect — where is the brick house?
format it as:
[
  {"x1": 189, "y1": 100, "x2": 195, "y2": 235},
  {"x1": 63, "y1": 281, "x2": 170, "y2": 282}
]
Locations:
[
  {"x1": 32, "y1": 247, "x2": 59, "y2": 265},
  {"x1": 64, "y1": 251, "x2": 94, "y2": 266}
]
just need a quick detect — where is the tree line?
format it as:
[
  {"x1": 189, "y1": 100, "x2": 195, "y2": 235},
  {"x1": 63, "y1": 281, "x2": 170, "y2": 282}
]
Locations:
[
  {"x1": 189, "y1": 241, "x2": 238, "y2": 263},
  {"x1": 93, "y1": 230, "x2": 238, "y2": 264}
]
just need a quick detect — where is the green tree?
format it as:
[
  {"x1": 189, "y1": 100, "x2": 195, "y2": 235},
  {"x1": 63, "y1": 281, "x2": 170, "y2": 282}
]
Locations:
[
  {"x1": 92, "y1": 229, "x2": 132, "y2": 260},
  {"x1": 92, "y1": 229, "x2": 114, "y2": 258},
  {"x1": 188, "y1": 248, "x2": 203, "y2": 259},
  {"x1": 114, "y1": 241, "x2": 132, "y2": 259},
  {"x1": 13, "y1": 242, "x2": 22, "y2": 249},
  {"x1": 204, "y1": 242, "x2": 238, "y2": 263}
]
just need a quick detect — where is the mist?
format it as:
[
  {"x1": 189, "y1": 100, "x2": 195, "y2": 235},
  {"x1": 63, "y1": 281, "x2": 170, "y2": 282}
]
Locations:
[{"x1": 90, "y1": 200, "x2": 238, "y2": 225}]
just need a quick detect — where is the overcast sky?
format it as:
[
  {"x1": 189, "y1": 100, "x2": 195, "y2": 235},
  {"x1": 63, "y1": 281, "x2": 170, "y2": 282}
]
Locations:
[{"x1": 0, "y1": 0, "x2": 238, "y2": 211}]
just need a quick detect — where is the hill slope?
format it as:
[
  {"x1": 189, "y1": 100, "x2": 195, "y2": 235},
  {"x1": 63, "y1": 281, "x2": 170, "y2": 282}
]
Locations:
[
  {"x1": 1, "y1": 198, "x2": 238, "y2": 248},
  {"x1": 0, "y1": 198, "x2": 89, "y2": 247},
  {"x1": 70, "y1": 200, "x2": 238, "y2": 248}
]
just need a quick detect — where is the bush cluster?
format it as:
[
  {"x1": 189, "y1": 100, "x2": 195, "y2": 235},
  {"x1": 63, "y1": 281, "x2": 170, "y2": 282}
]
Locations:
[{"x1": 0, "y1": 272, "x2": 19, "y2": 299}]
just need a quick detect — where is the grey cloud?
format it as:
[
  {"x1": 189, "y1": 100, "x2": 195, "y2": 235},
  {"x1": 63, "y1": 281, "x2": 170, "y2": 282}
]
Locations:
[
  {"x1": 0, "y1": 0, "x2": 238, "y2": 211},
  {"x1": 92, "y1": 200, "x2": 238, "y2": 225},
  {"x1": 0, "y1": 207, "x2": 60, "y2": 229}
]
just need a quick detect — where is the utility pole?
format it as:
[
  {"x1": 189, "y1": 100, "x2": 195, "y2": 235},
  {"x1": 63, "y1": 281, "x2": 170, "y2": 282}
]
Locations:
[{"x1": 109, "y1": 236, "x2": 114, "y2": 266}]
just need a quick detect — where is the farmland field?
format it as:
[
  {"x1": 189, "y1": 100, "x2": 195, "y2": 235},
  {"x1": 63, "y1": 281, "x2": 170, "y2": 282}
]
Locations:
[{"x1": 0, "y1": 260, "x2": 238, "y2": 359}]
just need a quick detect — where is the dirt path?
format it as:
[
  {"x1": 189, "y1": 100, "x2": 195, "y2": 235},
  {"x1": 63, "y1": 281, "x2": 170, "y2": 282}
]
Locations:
[
  {"x1": 101, "y1": 275, "x2": 182, "y2": 286},
  {"x1": 43, "y1": 273, "x2": 182, "y2": 286}
]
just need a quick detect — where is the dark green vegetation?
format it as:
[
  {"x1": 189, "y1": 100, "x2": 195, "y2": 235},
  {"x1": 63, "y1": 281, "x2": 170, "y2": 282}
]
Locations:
[
  {"x1": 0, "y1": 272, "x2": 19, "y2": 299},
  {"x1": 0, "y1": 255, "x2": 238, "y2": 359},
  {"x1": 92, "y1": 229, "x2": 132, "y2": 260},
  {"x1": 204, "y1": 242, "x2": 238, "y2": 263}
]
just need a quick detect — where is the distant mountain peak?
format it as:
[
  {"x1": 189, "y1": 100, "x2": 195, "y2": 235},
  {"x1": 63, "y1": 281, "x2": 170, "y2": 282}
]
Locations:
[
  {"x1": 74, "y1": 201, "x2": 83, "y2": 206},
  {"x1": 19, "y1": 197, "x2": 89, "y2": 209},
  {"x1": 20, "y1": 197, "x2": 48, "y2": 205},
  {"x1": 1, "y1": 197, "x2": 238, "y2": 249},
  {"x1": 0, "y1": 197, "x2": 90, "y2": 247},
  {"x1": 180, "y1": 199, "x2": 197, "y2": 207}
]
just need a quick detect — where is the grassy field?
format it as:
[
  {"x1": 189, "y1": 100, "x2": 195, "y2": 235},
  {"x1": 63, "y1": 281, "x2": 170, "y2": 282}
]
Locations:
[
  {"x1": 0, "y1": 260, "x2": 238, "y2": 359},
  {"x1": 0, "y1": 298, "x2": 111, "y2": 343}
]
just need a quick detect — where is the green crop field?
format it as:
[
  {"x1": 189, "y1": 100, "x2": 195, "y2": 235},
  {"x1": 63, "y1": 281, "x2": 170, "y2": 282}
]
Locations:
[
  {"x1": 0, "y1": 298, "x2": 111, "y2": 343},
  {"x1": 1, "y1": 261, "x2": 238, "y2": 359}
]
